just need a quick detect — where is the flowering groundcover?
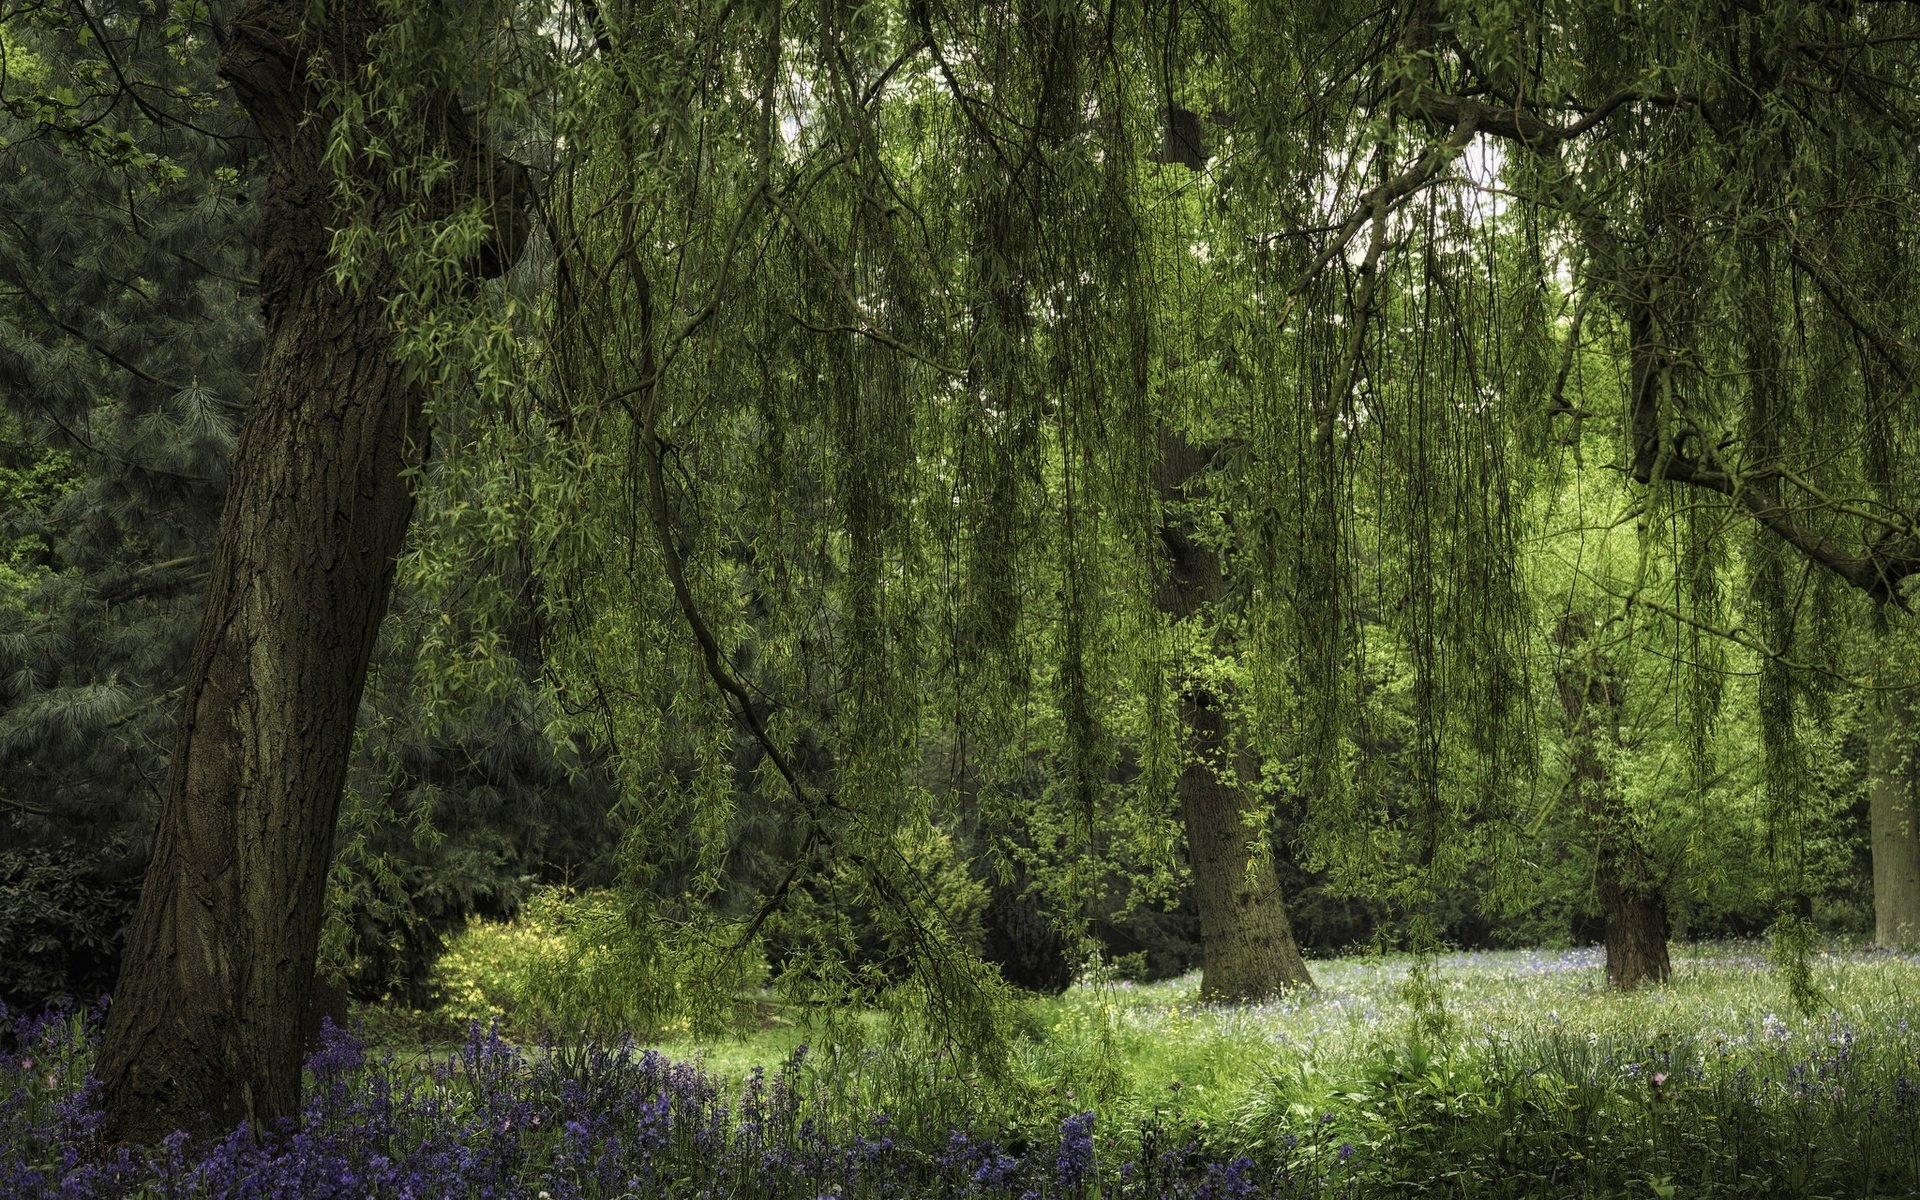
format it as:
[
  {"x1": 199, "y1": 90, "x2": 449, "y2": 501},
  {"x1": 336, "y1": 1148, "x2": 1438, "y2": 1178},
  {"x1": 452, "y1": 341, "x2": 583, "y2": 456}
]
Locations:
[
  {"x1": 0, "y1": 1002, "x2": 1340, "y2": 1199},
  {"x1": 7, "y1": 984, "x2": 1920, "y2": 1199}
]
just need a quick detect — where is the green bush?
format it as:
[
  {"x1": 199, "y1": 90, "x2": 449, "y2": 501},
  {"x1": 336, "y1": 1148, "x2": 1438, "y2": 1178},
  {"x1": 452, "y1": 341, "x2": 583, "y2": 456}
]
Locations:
[
  {"x1": 1222, "y1": 1025, "x2": 1920, "y2": 1197},
  {"x1": 429, "y1": 885, "x2": 760, "y2": 1040},
  {"x1": 0, "y1": 844, "x2": 136, "y2": 1009}
]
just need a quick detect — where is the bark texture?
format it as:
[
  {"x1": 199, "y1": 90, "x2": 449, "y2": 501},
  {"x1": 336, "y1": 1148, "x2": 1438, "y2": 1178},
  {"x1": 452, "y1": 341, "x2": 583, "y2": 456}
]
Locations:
[
  {"x1": 1871, "y1": 688, "x2": 1920, "y2": 950},
  {"x1": 1599, "y1": 848, "x2": 1671, "y2": 990},
  {"x1": 1553, "y1": 612, "x2": 1670, "y2": 990},
  {"x1": 1157, "y1": 429, "x2": 1312, "y2": 1002},
  {"x1": 98, "y1": 0, "x2": 528, "y2": 1143}
]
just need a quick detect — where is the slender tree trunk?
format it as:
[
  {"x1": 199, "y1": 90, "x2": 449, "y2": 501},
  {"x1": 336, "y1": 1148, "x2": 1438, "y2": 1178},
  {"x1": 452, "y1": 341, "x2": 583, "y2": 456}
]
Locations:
[
  {"x1": 1553, "y1": 612, "x2": 1670, "y2": 989},
  {"x1": 98, "y1": 1, "x2": 527, "y2": 1143},
  {"x1": 1177, "y1": 684, "x2": 1312, "y2": 1000},
  {"x1": 1871, "y1": 687, "x2": 1920, "y2": 950},
  {"x1": 1157, "y1": 428, "x2": 1312, "y2": 1002}
]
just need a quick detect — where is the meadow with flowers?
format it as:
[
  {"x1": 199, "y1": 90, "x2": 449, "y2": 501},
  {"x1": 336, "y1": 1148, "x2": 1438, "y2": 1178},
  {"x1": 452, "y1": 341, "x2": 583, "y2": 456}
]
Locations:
[{"x1": 6, "y1": 941, "x2": 1919, "y2": 1198}]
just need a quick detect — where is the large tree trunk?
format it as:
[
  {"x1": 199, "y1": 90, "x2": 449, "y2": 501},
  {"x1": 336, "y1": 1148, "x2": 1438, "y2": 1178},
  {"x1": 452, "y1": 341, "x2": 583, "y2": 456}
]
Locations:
[
  {"x1": 98, "y1": 1, "x2": 527, "y2": 1143},
  {"x1": 1157, "y1": 428, "x2": 1312, "y2": 1002},
  {"x1": 1599, "y1": 845, "x2": 1671, "y2": 989},
  {"x1": 1553, "y1": 612, "x2": 1670, "y2": 989},
  {"x1": 1871, "y1": 687, "x2": 1920, "y2": 950}
]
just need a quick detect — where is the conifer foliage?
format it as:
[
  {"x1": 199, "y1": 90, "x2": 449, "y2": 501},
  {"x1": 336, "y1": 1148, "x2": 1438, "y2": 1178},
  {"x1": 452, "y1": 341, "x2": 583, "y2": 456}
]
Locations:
[{"x1": 0, "y1": 2, "x2": 254, "y2": 1008}]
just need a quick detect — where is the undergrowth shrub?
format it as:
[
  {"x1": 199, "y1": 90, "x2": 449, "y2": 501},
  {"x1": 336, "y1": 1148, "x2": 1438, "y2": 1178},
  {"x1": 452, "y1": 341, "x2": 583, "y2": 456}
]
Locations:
[
  {"x1": 0, "y1": 846, "x2": 136, "y2": 1010},
  {"x1": 429, "y1": 886, "x2": 759, "y2": 1039},
  {"x1": 428, "y1": 886, "x2": 571, "y2": 1030}
]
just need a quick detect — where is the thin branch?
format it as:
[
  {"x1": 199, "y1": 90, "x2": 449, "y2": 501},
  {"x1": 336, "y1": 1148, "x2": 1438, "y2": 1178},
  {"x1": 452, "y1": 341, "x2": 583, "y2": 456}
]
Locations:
[
  {"x1": 1634, "y1": 441, "x2": 1920, "y2": 608},
  {"x1": 1289, "y1": 114, "x2": 1476, "y2": 297}
]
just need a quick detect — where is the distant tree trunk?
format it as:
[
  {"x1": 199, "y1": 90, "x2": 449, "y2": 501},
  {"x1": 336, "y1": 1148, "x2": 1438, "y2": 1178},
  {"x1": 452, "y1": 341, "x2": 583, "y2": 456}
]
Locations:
[
  {"x1": 97, "y1": 0, "x2": 527, "y2": 1144},
  {"x1": 1157, "y1": 428, "x2": 1312, "y2": 1002},
  {"x1": 1177, "y1": 684, "x2": 1312, "y2": 1000},
  {"x1": 1871, "y1": 687, "x2": 1920, "y2": 950},
  {"x1": 1598, "y1": 844, "x2": 1670, "y2": 989},
  {"x1": 1553, "y1": 612, "x2": 1670, "y2": 989}
]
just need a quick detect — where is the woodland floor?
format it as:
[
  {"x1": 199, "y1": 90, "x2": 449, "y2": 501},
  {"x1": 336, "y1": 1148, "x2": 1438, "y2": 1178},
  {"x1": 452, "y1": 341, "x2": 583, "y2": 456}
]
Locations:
[
  {"x1": 362, "y1": 938, "x2": 1920, "y2": 1144},
  {"x1": 10, "y1": 941, "x2": 1920, "y2": 1197},
  {"x1": 534, "y1": 941, "x2": 1920, "y2": 1103}
]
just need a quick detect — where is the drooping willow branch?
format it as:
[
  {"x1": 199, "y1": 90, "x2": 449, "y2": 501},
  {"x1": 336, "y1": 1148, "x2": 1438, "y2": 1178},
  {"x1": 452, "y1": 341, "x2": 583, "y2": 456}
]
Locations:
[
  {"x1": 639, "y1": 429, "x2": 834, "y2": 953},
  {"x1": 566, "y1": 55, "x2": 848, "y2": 945},
  {"x1": 1385, "y1": 68, "x2": 1920, "y2": 607}
]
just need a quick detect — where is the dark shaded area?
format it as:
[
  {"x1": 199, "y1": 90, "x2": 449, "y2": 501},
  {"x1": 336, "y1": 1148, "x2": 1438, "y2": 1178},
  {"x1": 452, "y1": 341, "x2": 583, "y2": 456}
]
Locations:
[
  {"x1": 0, "y1": 846, "x2": 140, "y2": 1011},
  {"x1": 981, "y1": 878, "x2": 1075, "y2": 994},
  {"x1": 1151, "y1": 105, "x2": 1209, "y2": 170}
]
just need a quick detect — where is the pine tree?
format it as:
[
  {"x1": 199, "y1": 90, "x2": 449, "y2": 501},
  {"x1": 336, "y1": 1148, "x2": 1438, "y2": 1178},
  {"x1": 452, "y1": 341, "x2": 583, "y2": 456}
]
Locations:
[{"x1": 0, "y1": 2, "x2": 254, "y2": 1008}]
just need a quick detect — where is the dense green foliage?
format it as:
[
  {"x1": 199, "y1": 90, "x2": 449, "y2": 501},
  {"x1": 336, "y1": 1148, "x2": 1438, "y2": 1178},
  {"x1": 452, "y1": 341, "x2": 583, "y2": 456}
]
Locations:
[
  {"x1": 4, "y1": 0, "x2": 1920, "y2": 1185},
  {"x1": 0, "y1": 6, "x2": 250, "y2": 1004},
  {"x1": 0, "y1": 3, "x2": 621, "y2": 1008},
  {"x1": 1, "y1": 0, "x2": 1909, "y2": 1006}
]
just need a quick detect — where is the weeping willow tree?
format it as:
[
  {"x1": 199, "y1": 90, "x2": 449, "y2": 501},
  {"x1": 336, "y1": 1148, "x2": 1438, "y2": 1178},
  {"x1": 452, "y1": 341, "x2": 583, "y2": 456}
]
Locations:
[
  {"x1": 1141, "y1": 4, "x2": 1545, "y2": 1018},
  {"x1": 1313, "y1": 0, "x2": 1920, "y2": 966},
  {"x1": 512, "y1": 0, "x2": 1595, "y2": 1017},
  {"x1": 523, "y1": 0, "x2": 1206, "y2": 1022},
  {"x1": 89, "y1": 0, "x2": 1920, "y2": 1143},
  {"x1": 1124, "y1": 0, "x2": 1920, "y2": 990},
  {"x1": 516, "y1": 0, "x2": 1399, "y2": 1011}
]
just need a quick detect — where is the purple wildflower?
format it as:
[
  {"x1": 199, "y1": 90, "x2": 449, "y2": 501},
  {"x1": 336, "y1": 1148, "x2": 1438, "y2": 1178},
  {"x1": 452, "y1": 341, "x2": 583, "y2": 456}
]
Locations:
[{"x1": 1056, "y1": 1111, "x2": 1095, "y2": 1187}]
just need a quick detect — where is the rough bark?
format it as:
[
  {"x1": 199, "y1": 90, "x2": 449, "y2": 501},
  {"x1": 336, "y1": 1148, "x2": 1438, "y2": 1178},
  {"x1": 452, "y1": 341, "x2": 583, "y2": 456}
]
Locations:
[
  {"x1": 1157, "y1": 428, "x2": 1313, "y2": 1002},
  {"x1": 97, "y1": 0, "x2": 528, "y2": 1143},
  {"x1": 1871, "y1": 687, "x2": 1920, "y2": 950},
  {"x1": 1553, "y1": 612, "x2": 1670, "y2": 989},
  {"x1": 1599, "y1": 847, "x2": 1671, "y2": 990}
]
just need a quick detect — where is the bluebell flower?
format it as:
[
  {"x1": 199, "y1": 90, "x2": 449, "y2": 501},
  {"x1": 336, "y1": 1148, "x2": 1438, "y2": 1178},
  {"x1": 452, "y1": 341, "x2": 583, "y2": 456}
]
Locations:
[{"x1": 1054, "y1": 1110, "x2": 1096, "y2": 1188}]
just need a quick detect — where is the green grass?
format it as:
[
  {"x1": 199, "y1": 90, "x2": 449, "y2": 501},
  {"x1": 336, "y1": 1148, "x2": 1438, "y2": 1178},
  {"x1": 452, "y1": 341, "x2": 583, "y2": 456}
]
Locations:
[
  {"x1": 1023, "y1": 942, "x2": 1920, "y2": 1124},
  {"x1": 365, "y1": 940, "x2": 1920, "y2": 1196},
  {"x1": 372, "y1": 940, "x2": 1920, "y2": 1111},
  {"x1": 1012, "y1": 943, "x2": 1920, "y2": 1195}
]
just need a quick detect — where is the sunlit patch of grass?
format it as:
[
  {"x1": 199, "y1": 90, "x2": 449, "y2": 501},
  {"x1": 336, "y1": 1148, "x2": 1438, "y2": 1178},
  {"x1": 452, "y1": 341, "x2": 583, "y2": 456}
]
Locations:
[
  {"x1": 397, "y1": 939, "x2": 1920, "y2": 1119},
  {"x1": 1024, "y1": 942, "x2": 1920, "y2": 1121},
  {"x1": 995, "y1": 942, "x2": 1920, "y2": 1194}
]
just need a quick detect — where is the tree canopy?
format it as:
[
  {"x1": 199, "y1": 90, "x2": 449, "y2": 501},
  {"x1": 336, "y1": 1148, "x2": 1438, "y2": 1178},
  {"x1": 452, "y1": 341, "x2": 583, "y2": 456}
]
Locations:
[{"x1": 2, "y1": 0, "x2": 1918, "y2": 1143}]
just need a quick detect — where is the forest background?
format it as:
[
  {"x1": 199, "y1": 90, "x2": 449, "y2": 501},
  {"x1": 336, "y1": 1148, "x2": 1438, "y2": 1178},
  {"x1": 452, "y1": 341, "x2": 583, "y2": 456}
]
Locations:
[{"x1": 2, "y1": 0, "x2": 1920, "y2": 1188}]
